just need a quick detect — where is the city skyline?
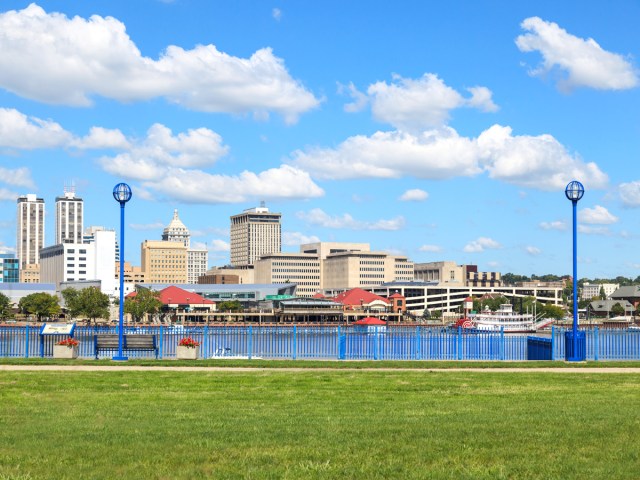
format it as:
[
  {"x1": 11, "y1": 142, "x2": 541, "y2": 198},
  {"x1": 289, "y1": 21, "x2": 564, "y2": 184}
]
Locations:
[{"x1": 0, "y1": 1, "x2": 639, "y2": 278}]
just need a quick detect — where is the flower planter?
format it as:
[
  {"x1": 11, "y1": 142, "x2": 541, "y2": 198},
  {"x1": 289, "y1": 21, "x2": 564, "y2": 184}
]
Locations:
[
  {"x1": 53, "y1": 344, "x2": 78, "y2": 359},
  {"x1": 176, "y1": 345, "x2": 199, "y2": 360}
]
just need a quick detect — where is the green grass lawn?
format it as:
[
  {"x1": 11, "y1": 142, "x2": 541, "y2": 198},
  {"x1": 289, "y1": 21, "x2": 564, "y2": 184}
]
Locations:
[{"x1": 1, "y1": 369, "x2": 639, "y2": 479}]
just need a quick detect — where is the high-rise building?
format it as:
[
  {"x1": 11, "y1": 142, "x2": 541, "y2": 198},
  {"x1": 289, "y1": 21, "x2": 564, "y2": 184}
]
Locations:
[
  {"x1": 55, "y1": 188, "x2": 83, "y2": 244},
  {"x1": 16, "y1": 194, "x2": 45, "y2": 270},
  {"x1": 141, "y1": 240, "x2": 188, "y2": 284},
  {"x1": 230, "y1": 204, "x2": 281, "y2": 267}
]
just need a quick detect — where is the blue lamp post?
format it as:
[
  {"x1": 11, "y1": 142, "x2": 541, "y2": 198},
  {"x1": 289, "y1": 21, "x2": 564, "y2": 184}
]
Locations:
[
  {"x1": 565, "y1": 180, "x2": 585, "y2": 361},
  {"x1": 113, "y1": 183, "x2": 132, "y2": 361}
]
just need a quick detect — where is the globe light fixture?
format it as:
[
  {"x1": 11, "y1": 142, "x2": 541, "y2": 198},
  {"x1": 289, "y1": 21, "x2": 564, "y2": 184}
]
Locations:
[
  {"x1": 113, "y1": 183, "x2": 132, "y2": 361},
  {"x1": 565, "y1": 180, "x2": 585, "y2": 361}
]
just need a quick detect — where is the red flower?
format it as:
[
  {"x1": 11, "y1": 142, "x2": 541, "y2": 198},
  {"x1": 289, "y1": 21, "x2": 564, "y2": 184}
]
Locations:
[
  {"x1": 57, "y1": 338, "x2": 79, "y2": 347},
  {"x1": 178, "y1": 337, "x2": 200, "y2": 348}
]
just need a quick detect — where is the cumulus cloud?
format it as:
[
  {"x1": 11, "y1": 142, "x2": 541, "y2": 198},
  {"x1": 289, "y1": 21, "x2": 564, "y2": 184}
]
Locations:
[
  {"x1": 0, "y1": 166, "x2": 36, "y2": 188},
  {"x1": 210, "y1": 239, "x2": 230, "y2": 252},
  {"x1": 399, "y1": 189, "x2": 429, "y2": 201},
  {"x1": 516, "y1": 17, "x2": 638, "y2": 91},
  {"x1": 297, "y1": 208, "x2": 405, "y2": 231},
  {"x1": 540, "y1": 220, "x2": 567, "y2": 230},
  {"x1": 282, "y1": 232, "x2": 321, "y2": 246},
  {"x1": 291, "y1": 124, "x2": 607, "y2": 191},
  {"x1": 619, "y1": 181, "x2": 640, "y2": 207},
  {"x1": 0, "y1": 187, "x2": 20, "y2": 201},
  {"x1": 272, "y1": 8, "x2": 282, "y2": 21},
  {"x1": 139, "y1": 165, "x2": 323, "y2": 204},
  {"x1": 463, "y1": 237, "x2": 502, "y2": 253},
  {"x1": 578, "y1": 205, "x2": 618, "y2": 225},
  {"x1": 338, "y1": 82, "x2": 369, "y2": 113},
  {"x1": 418, "y1": 244, "x2": 442, "y2": 252},
  {"x1": 363, "y1": 73, "x2": 498, "y2": 131},
  {"x1": 72, "y1": 127, "x2": 130, "y2": 149},
  {"x1": 578, "y1": 225, "x2": 611, "y2": 235},
  {"x1": 0, "y1": 4, "x2": 319, "y2": 123},
  {"x1": 0, "y1": 108, "x2": 73, "y2": 148}
]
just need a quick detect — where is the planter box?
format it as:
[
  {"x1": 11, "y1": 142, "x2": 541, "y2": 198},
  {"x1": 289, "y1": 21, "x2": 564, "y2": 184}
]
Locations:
[
  {"x1": 176, "y1": 345, "x2": 199, "y2": 360},
  {"x1": 53, "y1": 344, "x2": 78, "y2": 359}
]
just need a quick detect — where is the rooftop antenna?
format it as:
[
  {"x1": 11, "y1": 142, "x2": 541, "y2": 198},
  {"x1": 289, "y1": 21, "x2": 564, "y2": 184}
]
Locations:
[{"x1": 63, "y1": 181, "x2": 76, "y2": 197}]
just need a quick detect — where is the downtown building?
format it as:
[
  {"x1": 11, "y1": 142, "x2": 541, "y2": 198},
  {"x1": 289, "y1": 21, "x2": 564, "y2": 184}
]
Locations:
[
  {"x1": 160, "y1": 209, "x2": 208, "y2": 284},
  {"x1": 55, "y1": 189, "x2": 83, "y2": 244},
  {"x1": 16, "y1": 194, "x2": 45, "y2": 282},
  {"x1": 230, "y1": 204, "x2": 281, "y2": 267}
]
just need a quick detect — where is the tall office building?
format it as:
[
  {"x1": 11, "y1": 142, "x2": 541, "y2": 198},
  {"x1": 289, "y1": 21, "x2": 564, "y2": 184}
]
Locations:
[
  {"x1": 55, "y1": 188, "x2": 83, "y2": 244},
  {"x1": 230, "y1": 204, "x2": 281, "y2": 267},
  {"x1": 141, "y1": 240, "x2": 188, "y2": 284},
  {"x1": 161, "y1": 209, "x2": 207, "y2": 283},
  {"x1": 16, "y1": 194, "x2": 45, "y2": 269},
  {"x1": 162, "y1": 209, "x2": 190, "y2": 248}
]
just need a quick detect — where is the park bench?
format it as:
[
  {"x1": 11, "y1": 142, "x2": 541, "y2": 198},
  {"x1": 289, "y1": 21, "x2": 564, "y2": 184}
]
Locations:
[{"x1": 94, "y1": 334, "x2": 158, "y2": 359}]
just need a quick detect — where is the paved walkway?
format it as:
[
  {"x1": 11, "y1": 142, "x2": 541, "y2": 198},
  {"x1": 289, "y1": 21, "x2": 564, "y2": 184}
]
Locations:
[{"x1": 2, "y1": 365, "x2": 640, "y2": 373}]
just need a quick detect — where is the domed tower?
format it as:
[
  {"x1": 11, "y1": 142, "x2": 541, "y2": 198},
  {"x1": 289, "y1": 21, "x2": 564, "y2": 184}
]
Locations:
[{"x1": 162, "y1": 209, "x2": 190, "y2": 248}]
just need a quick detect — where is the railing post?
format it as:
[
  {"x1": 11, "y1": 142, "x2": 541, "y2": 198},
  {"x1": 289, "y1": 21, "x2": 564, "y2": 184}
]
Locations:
[
  {"x1": 500, "y1": 326, "x2": 505, "y2": 361},
  {"x1": 594, "y1": 326, "x2": 599, "y2": 362},
  {"x1": 158, "y1": 325, "x2": 164, "y2": 359},
  {"x1": 292, "y1": 325, "x2": 297, "y2": 360},
  {"x1": 203, "y1": 325, "x2": 208, "y2": 360},
  {"x1": 26, "y1": 324, "x2": 30, "y2": 359},
  {"x1": 457, "y1": 326, "x2": 462, "y2": 361},
  {"x1": 248, "y1": 325, "x2": 253, "y2": 360},
  {"x1": 551, "y1": 325, "x2": 555, "y2": 361},
  {"x1": 415, "y1": 327, "x2": 421, "y2": 360}
]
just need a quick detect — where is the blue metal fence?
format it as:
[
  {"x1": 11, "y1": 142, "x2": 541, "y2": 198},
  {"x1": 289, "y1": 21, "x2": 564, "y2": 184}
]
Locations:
[{"x1": 1, "y1": 325, "x2": 640, "y2": 361}]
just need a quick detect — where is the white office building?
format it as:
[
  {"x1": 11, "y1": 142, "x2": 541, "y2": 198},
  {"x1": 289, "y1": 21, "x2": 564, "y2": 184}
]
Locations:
[
  {"x1": 230, "y1": 204, "x2": 281, "y2": 267},
  {"x1": 16, "y1": 194, "x2": 45, "y2": 268}
]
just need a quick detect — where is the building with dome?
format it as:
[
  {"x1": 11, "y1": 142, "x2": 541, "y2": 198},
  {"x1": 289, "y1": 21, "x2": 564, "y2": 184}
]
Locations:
[{"x1": 159, "y1": 209, "x2": 208, "y2": 284}]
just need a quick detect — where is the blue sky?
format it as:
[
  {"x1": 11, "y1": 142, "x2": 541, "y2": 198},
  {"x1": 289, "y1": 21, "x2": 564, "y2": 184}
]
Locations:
[{"x1": 0, "y1": 1, "x2": 639, "y2": 279}]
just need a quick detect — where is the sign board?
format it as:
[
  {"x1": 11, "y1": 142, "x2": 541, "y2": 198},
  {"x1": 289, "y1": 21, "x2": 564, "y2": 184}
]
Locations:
[{"x1": 40, "y1": 323, "x2": 76, "y2": 335}]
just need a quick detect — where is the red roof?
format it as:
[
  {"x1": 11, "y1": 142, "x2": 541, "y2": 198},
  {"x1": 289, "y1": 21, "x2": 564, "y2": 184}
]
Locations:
[
  {"x1": 354, "y1": 317, "x2": 387, "y2": 325},
  {"x1": 312, "y1": 292, "x2": 326, "y2": 299},
  {"x1": 333, "y1": 288, "x2": 390, "y2": 306},
  {"x1": 158, "y1": 286, "x2": 215, "y2": 305},
  {"x1": 389, "y1": 292, "x2": 404, "y2": 299}
]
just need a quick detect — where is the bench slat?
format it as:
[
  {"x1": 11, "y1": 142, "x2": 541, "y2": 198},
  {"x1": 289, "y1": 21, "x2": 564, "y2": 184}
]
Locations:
[{"x1": 94, "y1": 334, "x2": 158, "y2": 358}]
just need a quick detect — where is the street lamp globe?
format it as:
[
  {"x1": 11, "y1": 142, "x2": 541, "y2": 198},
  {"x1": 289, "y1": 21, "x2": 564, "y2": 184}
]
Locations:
[
  {"x1": 113, "y1": 183, "x2": 132, "y2": 204},
  {"x1": 565, "y1": 180, "x2": 584, "y2": 202}
]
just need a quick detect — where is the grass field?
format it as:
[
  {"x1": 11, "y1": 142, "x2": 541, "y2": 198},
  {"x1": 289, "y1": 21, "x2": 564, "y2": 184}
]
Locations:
[{"x1": 1, "y1": 367, "x2": 639, "y2": 479}]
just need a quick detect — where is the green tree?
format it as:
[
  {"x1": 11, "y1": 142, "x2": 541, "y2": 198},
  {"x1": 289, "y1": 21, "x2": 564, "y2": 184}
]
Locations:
[
  {"x1": 18, "y1": 292, "x2": 61, "y2": 321},
  {"x1": 611, "y1": 302, "x2": 625, "y2": 317},
  {"x1": 124, "y1": 288, "x2": 163, "y2": 323},
  {"x1": 0, "y1": 292, "x2": 13, "y2": 319},
  {"x1": 542, "y1": 304, "x2": 565, "y2": 319},
  {"x1": 62, "y1": 287, "x2": 111, "y2": 324},
  {"x1": 599, "y1": 286, "x2": 606, "y2": 300},
  {"x1": 216, "y1": 300, "x2": 242, "y2": 312}
]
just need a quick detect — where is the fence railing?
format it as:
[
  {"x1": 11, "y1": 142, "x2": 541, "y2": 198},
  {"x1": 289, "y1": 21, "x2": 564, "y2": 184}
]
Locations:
[{"x1": 1, "y1": 325, "x2": 639, "y2": 361}]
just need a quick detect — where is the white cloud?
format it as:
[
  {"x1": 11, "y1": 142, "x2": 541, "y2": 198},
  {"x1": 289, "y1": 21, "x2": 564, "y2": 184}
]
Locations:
[
  {"x1": 540, "y1": 220, "x2": 567, "y2": 230},
  {"x1": 578, "y1": 205, "x2": 618, "y2": 225},
  {"x1": 0, "y1": 166, "x2": 35, "y2": 188},
  {"x1": 291, "y1": 124, "x2": 608, "y2": 191},
  {"x1": 477, "y1": 125, "x2": 608, "y2": 190},
  {"x1": 0, "y1": 108, "x2": 72, "y2": 148},
  {"x1": 282, "y1": 232, "x2": 321, "y2": 246},
  {"x1": 365, "y1": 73, "x2": 498, "y2": 131},
  {"x1": 210, "y1": 239, "x2": 230, "y2": 252},
  {"x1": 516, "y1": 17, "x2": 638, "y2": 91},
  {"x1": 140, "y1": 165, "x2": 324, "y2": 204},
  {"x1": 272, "y1": 8, "x2": 282, "y2": 21},
  {"x1": 297, "y1": 208, "x2": 405, "y2": 231},
  {"x1": 463, "y1": 237, "x2": 502, "y2": 253},
  {"x1": 72, "y1": 127, "x2": 130, "y2": 149},
  {"x1": 525, "y1": 246, "x2": 541, "y2": 256},
  {"x1": 399, "y1": 189, "x2": 429, "y2": 201},
  {"x1": 0, "y1": 4, "x2": 319, "y2": 123},
  {"x1": 578, "y1": 225, "x2": 611, "y2": 235},
  {"x1": 418, "y1": 244, "x2": 442, "y2": 252},
  {"x1": 0, "y1": 187, "x2": 20, "y2": 201},
  {"x1": 338, "y1": 82, "x2": 369, "y2": 113},
  {"x1": 619, "y1": 181, "x2": 640, "y2": 207}
]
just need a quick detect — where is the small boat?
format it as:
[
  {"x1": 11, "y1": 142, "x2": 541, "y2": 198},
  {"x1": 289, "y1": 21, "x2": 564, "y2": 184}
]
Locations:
[{"x1": 454, "y1": 304, "x2": 554, "y2": 333}]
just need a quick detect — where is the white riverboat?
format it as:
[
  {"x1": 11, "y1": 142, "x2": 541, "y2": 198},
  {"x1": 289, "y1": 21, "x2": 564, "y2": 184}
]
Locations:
[{"x1": 457, "y1": 304, "x2": 554, "y2": 333}]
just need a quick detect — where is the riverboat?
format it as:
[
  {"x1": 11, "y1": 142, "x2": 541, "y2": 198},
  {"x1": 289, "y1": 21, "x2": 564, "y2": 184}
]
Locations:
[{"x1": 453, "y1": 304, "x2": 554, "y2": 333}]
